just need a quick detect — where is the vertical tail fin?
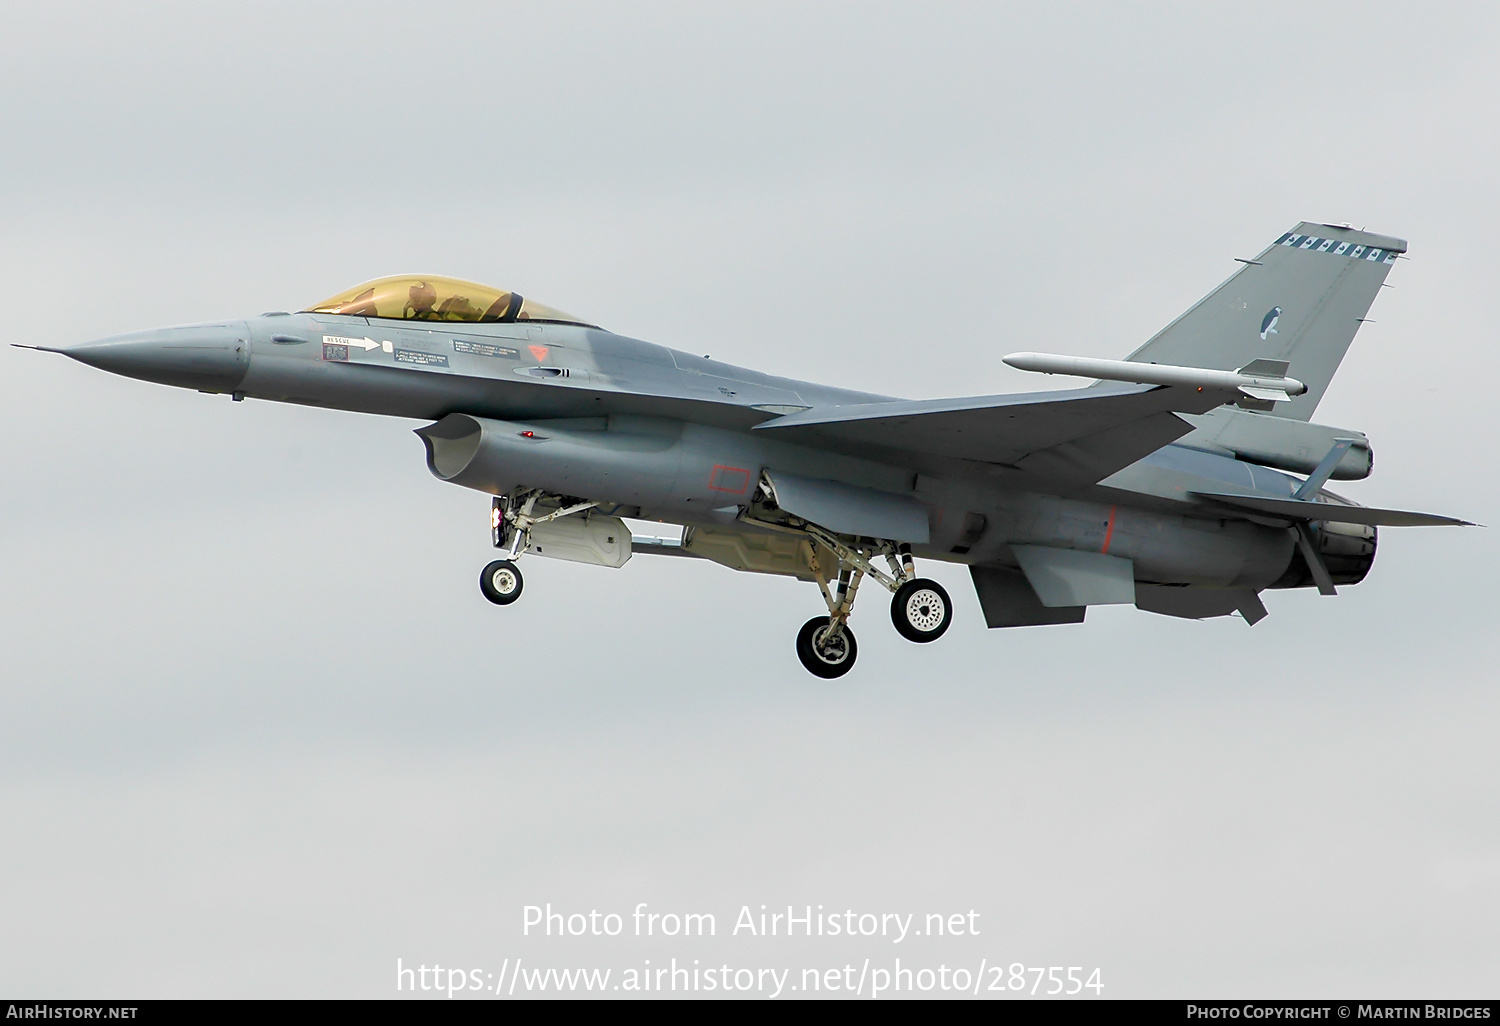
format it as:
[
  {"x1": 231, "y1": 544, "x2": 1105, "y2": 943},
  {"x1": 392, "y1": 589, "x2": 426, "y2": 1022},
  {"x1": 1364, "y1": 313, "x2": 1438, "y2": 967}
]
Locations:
[{"x1": 1125, "y1": 222, "x2": 1404, "y2": 421}]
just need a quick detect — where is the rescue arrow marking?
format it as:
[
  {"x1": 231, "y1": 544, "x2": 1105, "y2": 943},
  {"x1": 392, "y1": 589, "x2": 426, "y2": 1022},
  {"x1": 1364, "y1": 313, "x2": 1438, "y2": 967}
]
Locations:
[{"x1": 323, "y1": 334, "x2": 380, "y2": 351}]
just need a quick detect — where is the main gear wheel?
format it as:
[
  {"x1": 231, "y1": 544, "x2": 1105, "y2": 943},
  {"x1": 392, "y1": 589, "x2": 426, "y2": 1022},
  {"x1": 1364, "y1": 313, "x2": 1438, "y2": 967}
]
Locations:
[
  {"x1": 890, "y1": 578, "x2": 952, "y2": 642},
  {"x1": 795, "y1": 616, "x2": 858, "y2": 678}
]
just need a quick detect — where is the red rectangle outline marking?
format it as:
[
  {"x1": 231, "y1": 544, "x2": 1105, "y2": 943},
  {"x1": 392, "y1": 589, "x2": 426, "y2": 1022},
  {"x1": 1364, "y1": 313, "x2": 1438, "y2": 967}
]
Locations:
[{"x1": 708, "y1": 465, "x2": 752, "y2": 494}]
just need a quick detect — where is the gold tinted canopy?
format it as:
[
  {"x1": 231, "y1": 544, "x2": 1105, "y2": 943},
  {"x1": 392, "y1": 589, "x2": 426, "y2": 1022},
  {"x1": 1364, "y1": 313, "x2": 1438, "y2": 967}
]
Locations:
[{"x1": 305, "y1": 275, "x2": 594, "y2": 327}]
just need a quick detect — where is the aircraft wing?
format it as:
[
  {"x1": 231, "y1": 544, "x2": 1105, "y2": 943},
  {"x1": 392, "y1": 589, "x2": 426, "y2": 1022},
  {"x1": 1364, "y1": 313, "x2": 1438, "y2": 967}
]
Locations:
[{"x1": 751, "y1": 383, "x2": 1233, "y2": 485}]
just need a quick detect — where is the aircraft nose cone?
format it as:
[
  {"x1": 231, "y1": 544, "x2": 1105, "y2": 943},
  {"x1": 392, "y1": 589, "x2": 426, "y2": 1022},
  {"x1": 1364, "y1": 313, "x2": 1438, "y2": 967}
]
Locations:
[{"x1": 63, "y1": 321, "x2": 250, "y2": 392}]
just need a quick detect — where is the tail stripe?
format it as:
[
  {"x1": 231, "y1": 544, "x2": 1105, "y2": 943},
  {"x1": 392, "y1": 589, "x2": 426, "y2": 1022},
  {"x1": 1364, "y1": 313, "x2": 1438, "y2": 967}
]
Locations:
[{"x1": 1277, "y1": 232, "x2": 1398, "y2": 264}]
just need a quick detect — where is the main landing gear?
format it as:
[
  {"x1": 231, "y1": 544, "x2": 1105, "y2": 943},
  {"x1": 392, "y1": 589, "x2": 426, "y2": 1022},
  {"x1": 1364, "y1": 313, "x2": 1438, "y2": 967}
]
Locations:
[
  {"x1": 737, "y1": 473, "x2": 955, "y2": 679},
  {"x1": 477, "y1": 491, "x2": 596, "y2": 607},
  {"x1": 785, "y1": 530, "x2": 954, "y2": 679}
]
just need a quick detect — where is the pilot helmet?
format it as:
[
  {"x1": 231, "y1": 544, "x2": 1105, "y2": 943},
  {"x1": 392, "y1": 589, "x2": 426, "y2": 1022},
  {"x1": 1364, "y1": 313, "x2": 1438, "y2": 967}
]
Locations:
[{"x1": 406, "y1": 281, "x2": 438, "y2": 317}]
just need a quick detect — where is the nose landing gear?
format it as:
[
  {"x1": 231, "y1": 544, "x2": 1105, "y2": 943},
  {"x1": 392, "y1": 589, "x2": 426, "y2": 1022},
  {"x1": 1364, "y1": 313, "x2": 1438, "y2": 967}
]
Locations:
[
  {"x1": 479, "y1": 559, "x2": 524, "y2": 605},
  {"x1": 478, "y1": 490, "x2": 597, "y2": 608}
]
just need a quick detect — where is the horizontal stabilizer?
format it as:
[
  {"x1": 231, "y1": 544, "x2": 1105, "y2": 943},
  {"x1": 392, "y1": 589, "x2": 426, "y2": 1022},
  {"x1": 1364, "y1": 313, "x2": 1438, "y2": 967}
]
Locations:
[{"x1": 1192, "y1": 492, "x2": 1473, "y2": 527}]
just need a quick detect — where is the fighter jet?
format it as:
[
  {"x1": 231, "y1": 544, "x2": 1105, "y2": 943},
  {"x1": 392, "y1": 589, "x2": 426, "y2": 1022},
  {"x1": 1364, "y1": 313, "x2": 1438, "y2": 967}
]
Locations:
[{"x1": 23, "y1": 222, "x2": 1470, "y2": 677}]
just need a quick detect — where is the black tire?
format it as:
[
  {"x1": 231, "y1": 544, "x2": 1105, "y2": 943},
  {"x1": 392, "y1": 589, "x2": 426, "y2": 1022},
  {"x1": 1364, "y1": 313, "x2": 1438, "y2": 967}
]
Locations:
[
  {"x1": 890, "y1": 577, "x2": 952, "y2": 642},
  {"x1": 479, "y1": 559, "x2": 524, "y2": 605},
  {"x1": 795, "y1": 616, "x2": 858, "y2": 678}
]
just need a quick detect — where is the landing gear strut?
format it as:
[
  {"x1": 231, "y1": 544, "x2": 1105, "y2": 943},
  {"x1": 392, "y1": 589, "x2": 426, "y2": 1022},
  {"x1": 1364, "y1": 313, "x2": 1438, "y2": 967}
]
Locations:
[{"x1": 478, "y1": 490, "x2": 596, "y2": 607}]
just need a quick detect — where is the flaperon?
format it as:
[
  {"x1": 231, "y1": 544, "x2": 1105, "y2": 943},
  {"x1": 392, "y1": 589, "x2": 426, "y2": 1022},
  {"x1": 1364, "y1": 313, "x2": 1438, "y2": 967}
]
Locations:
[{"x1": 24, "y1": 222, "x2": 1469, "y2": 677}]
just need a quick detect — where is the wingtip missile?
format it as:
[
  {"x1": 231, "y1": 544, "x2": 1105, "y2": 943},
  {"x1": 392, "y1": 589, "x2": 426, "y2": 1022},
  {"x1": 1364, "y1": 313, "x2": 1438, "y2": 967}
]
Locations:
[{"x1": 1002, "y1": 352, "x2": 1307, "y2": 404}]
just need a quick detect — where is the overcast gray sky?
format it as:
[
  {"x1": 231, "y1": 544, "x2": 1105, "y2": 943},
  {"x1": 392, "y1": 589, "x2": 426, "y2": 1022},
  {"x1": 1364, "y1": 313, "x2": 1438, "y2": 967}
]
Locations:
[{"x1": 1, "y1": 1, "x2": 1497, "y2": 999}]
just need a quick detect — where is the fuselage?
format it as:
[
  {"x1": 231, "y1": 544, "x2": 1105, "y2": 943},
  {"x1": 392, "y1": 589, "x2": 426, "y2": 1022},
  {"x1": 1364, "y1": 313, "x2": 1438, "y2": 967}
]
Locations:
[{"x1": 59, "y1": 310, "x2": 1362, "y2": 593}]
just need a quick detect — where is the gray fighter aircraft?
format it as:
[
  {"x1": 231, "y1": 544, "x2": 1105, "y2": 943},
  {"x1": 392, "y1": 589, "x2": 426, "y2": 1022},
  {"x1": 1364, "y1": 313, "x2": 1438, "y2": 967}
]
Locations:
[{"x1": 23, "y1": 222, "x2": 1470, "y2": 677}]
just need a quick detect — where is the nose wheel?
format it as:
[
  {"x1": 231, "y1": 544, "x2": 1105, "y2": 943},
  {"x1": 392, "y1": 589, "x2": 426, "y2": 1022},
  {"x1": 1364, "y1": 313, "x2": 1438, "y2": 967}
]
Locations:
[
  {"x1": 796, "y1": 616, "x2": 858, "y2": 678},
  {"x1": 891, "y1": 578, "x2": 953, "y2": 642},
  {"x1": 479, "y1": 559, "x2": 524, "y2": 605}
]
